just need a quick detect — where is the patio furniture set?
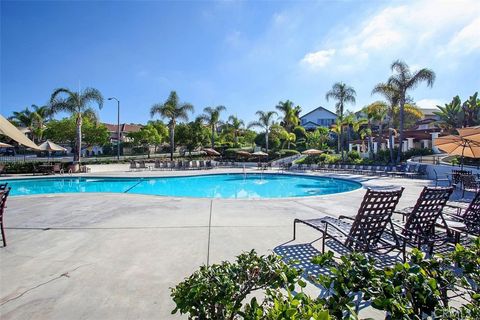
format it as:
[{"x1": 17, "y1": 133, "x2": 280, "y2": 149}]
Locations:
[
  {"x1": 294, "y1": 186, "x2": 479, "y2": 261},
  {"x1": 130, "y1": 159, "x2": 214, "y2": 171},
  {"x1": 295, "y1": 163, "x2": 426, "y2": 178}
]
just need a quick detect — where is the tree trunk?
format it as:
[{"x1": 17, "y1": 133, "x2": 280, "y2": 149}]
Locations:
[
  {"x1": 265, "y1": 129, "x2": 269, "y2": 153},
  {"x1": 234, "y1": 131, "x2": 238, "y2": 145},
  {"x1": 211, "y1": 125, "x2": 215, "y2": 149},
  {"x1": 396, "y1": 95, "x2": 405, "y2": 164},
  {"x1": 339, "y1": 127, "x2": 343, "y2": 159},
  {"x1": 75, "y1": 114, "x2": 82, "y2": 163},
  {"x1": 170, "y1": 124, "x2": 175, "y2": 161}
]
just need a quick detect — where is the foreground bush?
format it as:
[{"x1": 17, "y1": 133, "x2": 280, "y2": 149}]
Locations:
[{"x1": 171, "y1": 238, "x2": 480, "y2": 319}]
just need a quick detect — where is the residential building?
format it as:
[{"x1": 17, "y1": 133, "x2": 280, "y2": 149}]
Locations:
[
  {"x1": 300, "y1": 106, "x2": 337, "y2": 131},
  {"x1": 102, "y1": 123, "x2": 143, "y2": 143}
]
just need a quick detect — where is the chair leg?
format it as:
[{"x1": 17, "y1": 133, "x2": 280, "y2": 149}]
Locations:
[
  {"x1": 1, "y1": 223, "x2": 6, "y2": 247},
  {"x1": 293, "y1": 220, "x2": 297, "y2": 241}
]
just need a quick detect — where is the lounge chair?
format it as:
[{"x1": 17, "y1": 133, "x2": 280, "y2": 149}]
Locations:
[
  {"x1": 0, "y1": 187, "x2": 11, "y2": 247},
  {"x1": 433, "y1": 169, "x2": 450, "y2": 187},
  {"x1": 53, "y1": 163, "x2": 62, "y2": 174},
  {"x1": 129, "y1": 160, "x2": 137, "y2": 171},
  {"x1": 293, "y1": 187, "x2": 405, "y2": 258},
  {"x1": 460, "y1": 174, "x2": 480, "y2": 197},
  {"x1": 394, "y1": 186, "x2": 454, "y2": 255},
  {"x1": 138, "y1": 161, "x2": 147, "y2": 170},
  {"x1": 442, "y1": 190, "x2": 480, "y2": 239},
  {"x1": 0, "y1": 183, "x2": 8, "y2": 191}
]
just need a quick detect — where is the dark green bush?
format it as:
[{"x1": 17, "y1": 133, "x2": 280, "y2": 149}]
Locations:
[{"x1": 172, "y1": 238, "x2": 480, "y2": 319}]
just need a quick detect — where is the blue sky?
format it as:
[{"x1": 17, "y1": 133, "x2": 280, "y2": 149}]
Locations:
[{"x1": 1, "y1": 0, "x2": 479, "y2": 125}]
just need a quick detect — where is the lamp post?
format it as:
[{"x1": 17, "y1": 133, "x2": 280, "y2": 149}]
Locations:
[{"x1": 108, "y1": 97, "x2": 121, "y2": 160}]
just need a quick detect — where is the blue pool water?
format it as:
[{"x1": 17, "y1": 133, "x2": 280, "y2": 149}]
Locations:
[{"x1": 2, "y1": 174, "x2": 361, "y2": 199}]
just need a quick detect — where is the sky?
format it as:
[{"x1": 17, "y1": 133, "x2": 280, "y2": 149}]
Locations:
[{"x1": 1, "y1": 0, "x2": 479, "y2": 125}]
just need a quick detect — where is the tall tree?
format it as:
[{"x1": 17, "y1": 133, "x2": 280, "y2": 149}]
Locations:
[
  {"x1": 325, "y1": 82, "x2": 356, "y2": 159},
  {"x1": 372, "y1": 83, "x2": 401, "y2": 164},
  {"x1": 386, "y1": 60, "x2": 435, "y2": 163},
  {"x1": 276, "y1": 100, "x2": 300, "y2": 132},
  {"x1": 150, "y1": 91, "x2": 194, "y2": 160},
  {"x1": 434, "y1": 96, "x2": 464, "y2": 133},
  {"x1": 227, "y1": 115, "x2": 245, "y2": 146},
  {"x1": 50, "y1": 87, "x2": 104, "y2": 162},
  {"x1": 462, "y1": 92, "x2": 480, "y2": 127},
  {"x1": 9, "y1": 105, "x2": 51, "y2": 143},
  {"x1": 199, "y1": 105, "x2": 226, "y2": 149},
  {"x1": 247, "y1": 111, "x2": 278, "y2": 153},
  {"x1": 362, "y1": 102, "x2": 389, "y2": 158}
]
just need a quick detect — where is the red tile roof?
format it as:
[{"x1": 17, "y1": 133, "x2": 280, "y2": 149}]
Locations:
[{"x1": 102, "y1": 123, "x2": 143, "y2": 133}]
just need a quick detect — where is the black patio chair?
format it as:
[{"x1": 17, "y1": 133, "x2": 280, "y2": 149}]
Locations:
[
  {"x1": 442, "y1": 190, "x2": 480, "y2": 239},
  {"x1": 394, "y1": 186, "x2": 454, "y2": 255},
  {"x1": 0, "y1": 187, "x2": 11, "y2": 247},
  {"x1": 293, "y1": 187, "x2": 405, "y2": 259}
]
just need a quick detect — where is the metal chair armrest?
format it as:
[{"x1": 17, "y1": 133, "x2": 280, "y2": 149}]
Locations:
[{"x1": 338, "y1": 215, "x2": 355, "y2": 221}]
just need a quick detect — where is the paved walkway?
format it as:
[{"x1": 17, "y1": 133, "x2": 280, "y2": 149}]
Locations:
[{"x1": 0, "y1": 169, "x2": 458, "y2": 319}]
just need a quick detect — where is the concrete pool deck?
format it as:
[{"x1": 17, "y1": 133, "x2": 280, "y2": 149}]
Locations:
[{"x1": 0, "y1": 168, "x2": 461, "y2": 319}]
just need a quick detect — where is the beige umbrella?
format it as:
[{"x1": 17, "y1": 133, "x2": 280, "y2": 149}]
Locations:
[
  {"x1": 203, "y1": 148, "x2": 221, "y2": 156},
  {"x1": 0, "y1": 114, "x2": 39, "y2": 150},
  {"x1": 302, "y1": 149, "x2": 323, "y2": 155},
  {"x1": 0, "y1": 142, "x2": 14, "y2": 148},
  {"x1": 38, "y1": 140, "x2": 67, "y2": 152},
  {"x1": 434, "y1": 135, "x2": 480, "y2": 168},
  {"x1": 236, "y1": 150, "x2": 251, "y2": 157},
  {"x1": 457, "y1": 127, "x2": 480, "y2": 144},
  {"x1": 252, "y1": 151, "x2": 268, "y2": 162}
]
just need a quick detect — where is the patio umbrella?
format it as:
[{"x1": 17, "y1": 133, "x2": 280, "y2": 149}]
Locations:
[
  {"x1": 0, "y1": 142, "x2": 13, "y2": 148},
  {"x1": 38, "y1": 140, "x2": 67, "y2": 152},
  {"x1": 457, "y1": 127, "x2": 480, "y2": 144},
  {"x1": 203, "y1": 148, "x2": 220, "y2": 156},
  {"x1": 252, "y1": 151, "x2": 268, "y2": 162},
  {"x1": 236, "y1": 150, "x2": 251, "y2": 157},
  {"x1": 302, "y1": 149, "x2": 323, "y2": 155},
  {"x1": 0, "y1": 114, "x2": 39, "y2": 150},
  {"x1": 434, "y1": 135, "x2": 480, "y2": 169}
]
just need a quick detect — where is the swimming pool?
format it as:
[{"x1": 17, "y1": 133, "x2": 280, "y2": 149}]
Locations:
[{"x1": 2, "y1": 174, "x2": 361, "y2": 199}]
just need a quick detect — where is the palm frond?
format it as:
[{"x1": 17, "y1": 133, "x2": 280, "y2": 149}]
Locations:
[{"x1": 80, "y1": 87, "x2": 104, "y2": 110}]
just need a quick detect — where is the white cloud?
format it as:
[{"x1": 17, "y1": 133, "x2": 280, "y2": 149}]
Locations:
[
  {"x1": 300, "y1": 49, "x2": 335, "y2": 69},
  {"x1": 447, "y1": 17, "x2": 480, "y2": 54},
  {"x1": 416, "y1": 99, "x2": 444, "y2": 109},
  {"x1": 300, "y1": 0, "x2": 480, "y2": 72}
]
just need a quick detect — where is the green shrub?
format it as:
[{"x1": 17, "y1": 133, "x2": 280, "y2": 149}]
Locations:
[
  {"x1": 172, "y1": 238, "x2": 480, "y2": 319},
  {"x1": 347, "y1": 150, "x2": 361, "y2": 162},
  {"x1": 277, "y1": 149, "x2": 300, "y2": 157},
  {"x1": 224, "y1": 148, "x2": 241, "y2": 159}
]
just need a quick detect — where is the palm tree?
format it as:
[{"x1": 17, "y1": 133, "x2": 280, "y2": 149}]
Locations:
[
  {"x1": 247, "y1": 111, "x2": 278, "y2": 153},
  {"x1": 199, "y1": 105, "x2": 226, "y2": 149},
  {"x1": 150, "y1": 91, "x2": 194, "y2": 161},
  {"x1": 9, "y1": 105, "x2": 51, "y2": 143},
  {"x1": 227, "y1": 115, "x2": 245, "y2": 146},
  {"x1": 372, "y1": 83, "x2": 401, "y2": 164},
  {"x1": 434, "y1": 96, "x2": 464, "y2": 133},
  {"x1": 362, "y1": 102, "x2": 388, "y2": 158},
  {"x1": 386, "y1": 60, "x2": 435, "y2": 163},
  {"x1": 50, "y1": 87, "x2": 104, "y2": 162},
  {"x1": 462, "y1": 92, "x2": 480, "y2": 127},
  {"x1": 276, "y1": 100, "x2": 300, "y2": 132},
  {"x1": 325, "y1": 82, "x2": 356, "y2": 159}
]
